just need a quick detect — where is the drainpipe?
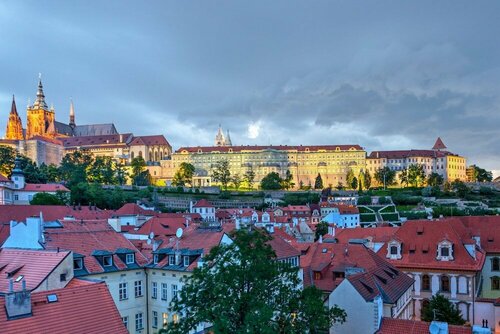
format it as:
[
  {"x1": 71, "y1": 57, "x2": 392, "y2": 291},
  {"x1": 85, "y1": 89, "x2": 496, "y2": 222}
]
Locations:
[{"x1": 145, "y1": 269, "x2": 149, "y2": 333}]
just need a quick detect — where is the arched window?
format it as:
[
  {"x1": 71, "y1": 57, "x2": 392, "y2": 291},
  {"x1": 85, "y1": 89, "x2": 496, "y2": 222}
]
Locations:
[
  {"x1": 422, "y1": 274, "x2": 430, "y2": 291},
  {"x1": 441, "y1": 275, "x2": 450, "y2": 292},
  {"x1": 139, "y1": 151, "x2": 143, "y2": 158},
  {"x1": 492, "y1": 257, "x2": 500, "y2": 271},
  {"x1": 155, "y1": 151, "x2": 159, "y2": 161},
  {"x1": 131, "y1": 152, "x2": 135, "y2": 160},
  {"x1": 421, "y1": 299, "x2": 430, "y2": 314}
]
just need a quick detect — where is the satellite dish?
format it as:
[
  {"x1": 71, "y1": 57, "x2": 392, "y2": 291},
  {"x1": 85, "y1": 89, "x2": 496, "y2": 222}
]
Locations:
[
  {"x1": 149, "y1": 232, "x2": 155, "y2": 240},
  {"x1": 176, "y1": 228, "x2": 183, "y2": 239},
  {"x1": 146, "y1": 239, "x2": 152, "y2": 245}
]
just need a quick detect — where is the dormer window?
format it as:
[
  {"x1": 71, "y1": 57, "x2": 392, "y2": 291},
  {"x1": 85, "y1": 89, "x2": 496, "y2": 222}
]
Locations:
[
  {"x1": 103, "y1": 256, "x2": 113, "y2": 267},
  {"x1": 153, "y1": 254, "x2": 159, "y2": 264},
  {"x1": 437, "y1": 240, "x2": 454, "y2": 261},
  {"x1": 126, "y1": 253, "x2": 135, "y2": 264},
  {"x1": 74, "y1": 258, "x2": 83, "y2": 270},
  {"x1": 183, "y1": 256, "x2": 190, "y2": 267},
  {"x1": 169, "y1": 255, "x2": 175, "y2": 266},
  {"x1": 386, "y1": 240, "x2": 402, "y2": 260}
]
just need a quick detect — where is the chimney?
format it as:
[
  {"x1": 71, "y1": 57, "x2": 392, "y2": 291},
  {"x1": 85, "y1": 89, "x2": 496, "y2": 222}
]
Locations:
[
  {"x1": 319, "y1": 235, "x2": 323, "y2": 243},
  {"x1": 5, "y1": 280, "x2": 32, "y2": 319}
]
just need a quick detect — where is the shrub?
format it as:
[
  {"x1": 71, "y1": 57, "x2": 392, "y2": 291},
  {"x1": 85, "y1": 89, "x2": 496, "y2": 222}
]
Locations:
[{"x1": 357, "y1": 196, "x2": 371, "y2": 205}]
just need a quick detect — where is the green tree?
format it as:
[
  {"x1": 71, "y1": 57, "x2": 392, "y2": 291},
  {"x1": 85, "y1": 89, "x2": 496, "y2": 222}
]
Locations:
[
  {"x1": 164, "y1": 229, "x2": 346, "y2": 334},
  {"x1": 408, "y1": 164, "x2": 426, "y2": 187},
  {"x1": 261, "y1": 172, "x2": 282, "y2": 190},
  {"x1": 60, "y1": 150, "x2": 94, "y2": 187},
  {"x1": 346, "y1": 169, "x2": 355, "y2": 189},
  {"x1": 211, "y1": 159, "x2": 231, "y2": 190},
  {"x1": 115, "y1": 163, "x2": 128, "y2": 185},
  {"x1": 39, "y1": 163, "x2": 61, "y2": 183},
  {"x1": 243, "y1": 168, "x2": 256, "y2": 189},
  {"x1": 470, "y1": 165, "x2": 493, "y2": 182},
  {"x1": 131, "y1": 156, "x2": 151, "y2": 186},
  {"x1": 281, "y1": 170, "x2": 295, "y2": 190},
  {"x1": 0, "y1": 145, "x2": 16, "y2": 176},
  {"x1": 30, "y1": 192, "x2": 65, "y2": 205},
  {"x1": 427, "y1": 172, "x2": 444, "y2": 187},
  {"x1": 88, "y1": 156, "x2": 115, "y2": 184},
  {"x1": 231, "y1": 173, "x2": 242, "y2": 190},
  {"x1": 375, "y1": 167, "x2": 396, "y2": 188},
  {"x1": 314, "y1": 221, "x2": 329, "y2": 241},
  {"x1": 421, "y1": 294, "x2": 466, "y2": 325},
  {"x1": 314, "y1": 173, "x2": 323, "y2": 190},
  {"x1": 18, "y1": 156, "x2": 47, "y2": 184},
  {"x1": 452, "y1": 180, "x2": 470, "y2": 198},
  {"x1": 364, "y1": 170, "x2": 372, "y2": 189},
  {"x1": 350, "y1": 176, "x2": 358, "y2": 190},
  {"x1": 399, "y1": 168, "x2": 409, "y2": 188},
  {"x1": 336, "y1": 182, "x2": 344, "y2": 191},
  {"x1": 172, "y1": 162, "x2": 195, "y2": 187}
]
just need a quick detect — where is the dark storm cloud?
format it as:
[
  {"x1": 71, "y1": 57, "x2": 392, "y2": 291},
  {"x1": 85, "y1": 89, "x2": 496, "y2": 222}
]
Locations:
[{"x1": 0, "y1": 1, "x2": 499, "y2": 174}]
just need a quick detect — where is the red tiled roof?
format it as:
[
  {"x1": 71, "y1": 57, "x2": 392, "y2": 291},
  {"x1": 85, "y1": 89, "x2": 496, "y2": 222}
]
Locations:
[
  {"x1": 19, "y1": 183, "x2": 69, "y2": 192},
  {"x1": 60, "y1": 133, "x2": 132, "y2": 148},
  {"x1": 44, "y1": 220, "x2": 148, "y2": 274},
  {"x1": 0, "y1": 281, "x2": 127, "y2": 334},
  {"x1": 113, "y1": 203, "x2": 155, "y2": 216},
  {"x1": 130, "y1": 216, "x2": 187, "y2": 238},
  {"x1": 129, "y1": 135, "x2": 171, "y2": 147},
  {"x1": 0, "y1": 174, "x2": 11, "y2": 182},
  {"x1": 367, "y1": 149, "x2": 458, "y2": 159},
  {"x1": 301, "y1": 242, "x2": 413, "y2": 301},
  {"x1": 432, "y1": 137, "x2": 447, "y2": 150},
  {"x1": 456, "y1": 216, "x2": 500, "y2": 253},
  {"x1": 176, "y1": 144, "x2": 364, "y2": 153},
  {"x1": 375, "y1": 219, "x2": 485, "y2": 271},
  {"x1": 267, "y1": 232, "x2": 301, "y2": 259},
  {"x1": 0, "y1": 248, "x2": 71, "y2": 293},
  {"x1": 335, "y1": 227, "x2": 398, "y2": 244},
  {"x1": 376, "y1": 318, "x2": 471, "y2": 334},
  {"x1": 193, "y1": 199, "x2": 214, "y2": 208}
]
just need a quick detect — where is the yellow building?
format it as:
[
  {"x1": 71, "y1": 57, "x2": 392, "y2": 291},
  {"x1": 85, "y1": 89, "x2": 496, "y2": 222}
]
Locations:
[
  {"x1": 366, "y1": 137, "x2": 467, "y2": 185},
  {"x1": 158, "y1": 144, "x2": 366, "y2": 188}
]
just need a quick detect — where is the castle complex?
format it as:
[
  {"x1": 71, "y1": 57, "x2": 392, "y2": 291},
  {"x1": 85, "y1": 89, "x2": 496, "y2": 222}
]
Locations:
[
  {"x1": 1, "y1": 77, "x2": 171, "y2": 166},
  {"x1": 1, "y1": 76, "x2": 467, "y2": 187}
]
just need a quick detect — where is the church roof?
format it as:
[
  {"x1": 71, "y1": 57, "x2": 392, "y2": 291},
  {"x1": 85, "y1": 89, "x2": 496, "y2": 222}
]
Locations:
[
  {"x1": 60, "y1": 133, "x2": 132, "y2": 148},
  {"x1": 432, "y1": 137, "x2": 447, "y2": 150},
  {"x1": 73, "y1": 124, "x2": 118, "y2": 136},
  {"x1": 54, "y1": 121, "x2": 74, "y2": 136},
  {"x1": 129, "y1": 135, "x2": 170, "y2": 147}
]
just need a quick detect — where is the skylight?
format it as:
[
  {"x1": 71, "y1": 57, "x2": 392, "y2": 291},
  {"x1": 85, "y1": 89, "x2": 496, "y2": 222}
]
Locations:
[{"x1": 47, "y1": 294, "x2": 58, "y2": 303}]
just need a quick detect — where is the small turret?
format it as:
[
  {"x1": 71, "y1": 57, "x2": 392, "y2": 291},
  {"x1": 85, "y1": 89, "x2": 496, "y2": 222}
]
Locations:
[
  {"x1": 69, "y1": 99, "x2": 76, "y2": 129},
  {"x1": 432, "y1": 137, "x2": 447, "y2": 151},
  {"x1": 11, "y1": 156, "x2": 25, "y2": 189},
  {"x1": 5, "y1": 95, "x2": 24, "y2": 140},
  {"x1": 32, "y1": 74, "x2": 48, "y2": 111}
]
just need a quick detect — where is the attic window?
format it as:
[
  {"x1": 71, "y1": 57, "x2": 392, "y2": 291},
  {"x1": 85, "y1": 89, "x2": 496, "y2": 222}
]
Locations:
[
  {"x1": 422, "y1": 244, "x2": 429, "y2": 253},
  {"x1": 322, "y1": 248, "x2": 327, "y2": 253},
  {"x1": 417, "y1": 226, "x2": 424, "y2": 235},
  {"x1": 103, "y1": 256, "x2": 113, "y2": 267},
  {"x1": 314, "y1": 272, "x2": 322, "y2": 280},
  {"x1": 375, "y1": 274, "x2": 387, "y2": 284},
  {"x1": 15, "y1": 275, "x2": 24, "y2": 282},
  {"x1": 437, "y1": 241, "x2": 454, "y2": 261},
  {"x1": 126, "y1": 253, "x2": 135, "y2": 264},
  {"x1": 169, "y1": 255, "x2": 175, "y2": 266},
  {"x1": 153, "y1": 254, "x2": 159, "y2": 264},
  {"x1": 47, "y1": 294, "x2": 58, "y2": 303},
  {"x1": 183, "y1": 256, "x2": 190, "y2": 267},
  {"x1": 360, "y1": 281, "x2": 373, "y2": 293},
  {"x1": 74, "y1": 258, "x2": 83, "y2": 270},
  {"x1": 386, "y1": 240, "x2": 402, "y2": 260}
]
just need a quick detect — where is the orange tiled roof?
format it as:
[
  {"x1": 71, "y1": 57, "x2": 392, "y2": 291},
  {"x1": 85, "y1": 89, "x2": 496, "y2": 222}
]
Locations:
[
  {"x1": 20, "y1": 183, "x2": 69, "y2": 192},
  {"x1": 0, "y1": 248, "x2": 71, "y2": 293},
  {"x1": 368, "y1": 149, "x2": 457, "y2": 159},
  {"x1": 113, "y1": 203, "x2": 155, "y2": 216},
  {"x1": 129, "y1": 135, "x2": 170, "y2": 147},
  {"x1": 0, "y1": 281, "x2": 127, "y2": 334},
  {"x1": 193, "y1": 199, "x2": 214, "y2": 208},
  {"x1": 376, "y1": 318, "x2": 471, "y2": 334},
  {"x1": 0, "y1": 174, "x2": 11, "y2": 182}
]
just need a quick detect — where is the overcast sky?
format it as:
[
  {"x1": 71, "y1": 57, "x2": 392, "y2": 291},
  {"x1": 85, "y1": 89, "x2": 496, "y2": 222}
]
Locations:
[{"x1": 0, "y1": 1, "x2": 499, "y2": 176}]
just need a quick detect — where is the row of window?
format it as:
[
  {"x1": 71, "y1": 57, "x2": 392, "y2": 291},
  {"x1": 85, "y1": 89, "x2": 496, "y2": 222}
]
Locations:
[
  {"x1": 151, "y1": 311, "x2": 179, "y2": 329},
  {"x1": 151, "y1": 282, "x2": 178, "y2": 300},
  {"x1": 118, "y1": 280, "x2": 143, "y2": 300},
  {"x1": 419, "y1": 274, "x2": 469, "y2": 294}
]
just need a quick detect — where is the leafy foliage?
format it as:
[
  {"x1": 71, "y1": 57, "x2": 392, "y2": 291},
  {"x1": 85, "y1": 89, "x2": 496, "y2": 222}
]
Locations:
[
  {"x1": 374, "y1": 167, "x2": 396, "y2": 188},
  {"x1": 281, "y1": 170, "x2": 295, "y2": 190},
  {"x1": 261, "y1": 172, "x2": 283, "y2": 190},
  {"x1": 421, "y1": 294, "x2": 466, "y2": 325},
  {"x1": 164, "y1": 229, "x2": 346, "y2": 334},
  {"x1": 243, "y1": 168, "x2": 256, "y2": 189},
  {"x1": 407, "y1": 164, "x2": 426, "y2": 187},
  {"x1": 30, "y1": 192, "x2": 66, "y2": 205},
  {"x1": 427, "y1": 172, "x2": 444, "y2": 187},
  {"x1": 211, "y1": 159, "x2": 231, "y2": 190},
  {"x1": 469, "y1": 165, "x2": 493, "y2": 182},
  {"x1": 314, "y1": 173, "x2": 323, "y2": 190},
  {"x1": 363, "y1": 170, "x2": 372, "y2": 189},
  {"x1": 314, "y1": 222, "x2": 328, "y2": 241},
  {"x1": 0, "y1": 145, "x2": 16, "y2": 176},
  {"x1": 172, "y1": 162, "x2": 195, "y2": 187}
]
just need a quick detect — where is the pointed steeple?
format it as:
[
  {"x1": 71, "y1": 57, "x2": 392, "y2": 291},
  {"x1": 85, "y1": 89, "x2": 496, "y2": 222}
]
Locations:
[
  {"x1": 5, "y1": 95, "x2": 24, "y2": 140},
  {"x1": 225, "y1": 129, "x2": 232, "y2": 146},
  {"x1": 432, "y1": 137, "x2": 447, "y2": 151},
  {"x1": 215, "y1": 124, "x2": 226, "y2": 146},
  {"x1": 32, "y1": 73, "x2": 48, "y2": 110},
  {"x1": 69, "y1": 99, "x2": 76, "y2": 128}
]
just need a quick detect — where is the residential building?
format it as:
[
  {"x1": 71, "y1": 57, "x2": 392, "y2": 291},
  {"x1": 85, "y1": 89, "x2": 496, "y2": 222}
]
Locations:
[
  {"x1": 190, "y1": 199, "x2": 216, "y2": 222},
  {"x1": 300, "y1": 242, "x2": 414, "y2": 334},
  {"x1": 367, "y1": 137, "x2": 467, "y2": 184},
  {"x1": 0, "y1": 158, "x2": 69, "y2": 205},
  {"x1": 320, "y1": 202, "x2": 360, "y2": 228}
]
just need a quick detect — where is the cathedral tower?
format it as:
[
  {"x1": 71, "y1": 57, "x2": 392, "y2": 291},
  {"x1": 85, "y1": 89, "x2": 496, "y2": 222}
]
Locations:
[
  {"x1": 215, "y1": 124, "x2": 226, "y2": 146},
  {"x1": 69, "y1": 99, "x2": 76, "y2": 129},
  {"x1": 5, "y1": 95, "x2": 24, "y2": 140},
  {"x1": 26, "y1": 75, "x2": 56, "y2": 139}
]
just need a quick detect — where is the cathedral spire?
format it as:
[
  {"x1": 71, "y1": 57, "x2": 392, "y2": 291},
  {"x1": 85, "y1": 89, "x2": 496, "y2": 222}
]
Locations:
[
  {"x1": 69, "y1": 99, "x2": 76, "y2": 128},
  {"x1": 5, "y1": 95, "x2": 24, "y2": 140},
  {"x1": 215, "y1": 124, "x2": 226, "y2": 146},
  {"x1": 225, "y1": 129, "x2": 232, "y2": 146},
  {"x1": 32, "y1": 73, "x2": 48, "y2": 110}
]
